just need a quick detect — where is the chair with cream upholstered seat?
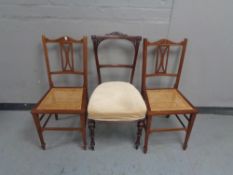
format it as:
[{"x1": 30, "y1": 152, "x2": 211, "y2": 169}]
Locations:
[
  {"x1": 88, "y1": 32, "x2": 146, "y2": 150},
  {"x1": 31, "y1": 35, "x2": 88, "y2": 150},
  {"x1": 142, "y1": 38, "x2": 198, "y2": 153}
]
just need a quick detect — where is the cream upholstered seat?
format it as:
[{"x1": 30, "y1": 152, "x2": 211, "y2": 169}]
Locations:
[
  {"x1": 88, "y1": 81, "x2": 147, "y2": 121},
  {"x1": 88, "y1": 33, "x2": 144, "y2": 150}
]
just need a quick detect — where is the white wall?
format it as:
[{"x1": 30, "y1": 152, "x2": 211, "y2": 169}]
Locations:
[
  {"x1": 0, "y1": 0, "x2": 232, "y2": 107},
  {"x1": 0, "y1": 0, "x2": 171, "y2": 103},
  {"x1": 169, "y1": 0, "x2": 233, "y2": 106}
]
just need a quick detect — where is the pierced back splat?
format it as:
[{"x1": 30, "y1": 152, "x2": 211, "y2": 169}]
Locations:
[
  {"x1": 42, "y1": 35, "x2": 88, "y2": 88},
  {"x1": 155, "y1": 45, "x2": 170, "y2": 74},
  {"x1": 142, "y1": 38, "x2": 187, "y2": 90},
  {"x1": 60, "y1": 41, "x2": 74, "y2": 72}
]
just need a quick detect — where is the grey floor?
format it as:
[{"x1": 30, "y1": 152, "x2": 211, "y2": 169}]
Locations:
[{"x1": 0, "y1": 111, "x2": 233, "y2": 175}]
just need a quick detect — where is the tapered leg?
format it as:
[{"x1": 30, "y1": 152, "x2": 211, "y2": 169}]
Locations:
[
  {"x1": 85, "y1": 111, "x2": 88, "y2": 126},
  {"x1": 183, "y1": 113, "x2": 196, "y2": 150},
  {"x1": 143, "y1": 115, "x2": 152, "y2": 153},
  {"x1": 55, "y1": 113, "x2": 58, "y2": 120},
  {"x1": 88, "y1": 119, "x2": 95, "y2": 150},
  {"x1": 32, "y1": 113, "x2": 46, "y2": 150},
  {"x1": 135, "y1": 120, "x2": 144, "y2": 149},
  {"x1": 85, "y1": 92, "x2": 88, "y2": 126},
  {"x1": 80, "y1": 114, "x2": 87, "y2": 150}
]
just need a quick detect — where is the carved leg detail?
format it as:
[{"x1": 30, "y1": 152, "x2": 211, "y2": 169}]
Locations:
[
  {"x1": 144, "y1": 115, "x2": 152, "y2": 153},
  {"x1": 135, "y1": 120, "x2": 144, "y2": 149},
  {"x1": 32, "y1": 113, "x2": 46, "y2": 150},
  {"x1": 80, "y1": 114, "x2": 87, "y2": 150},
  {"x1": 88, "y1": 119, "x2": 95, "y2": 150},
  {"x1": 183, "y1": 113, "x2": 196, "y2": 150}
]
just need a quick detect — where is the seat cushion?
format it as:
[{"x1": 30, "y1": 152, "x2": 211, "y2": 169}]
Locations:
[
  {"x1": 146, "y1": 89, "x2": 194, "y2": 113},
  {"x1": 36, "y1": 88, "x2": 83, "y2": 111},
  {"x1": 88, "y1": 81, "x2": 147, "y2": 121}
]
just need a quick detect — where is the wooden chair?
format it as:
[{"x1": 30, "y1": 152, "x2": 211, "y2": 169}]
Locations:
[
  {"x1": 88, "y1": 32, "x2": 146, "y2": 150},
  {"x1": 31, "y1": 35, "x2": 88, "y2": 150},
  {"x1": 142, "y1": 38, "x2": 198, "y2": 153}
]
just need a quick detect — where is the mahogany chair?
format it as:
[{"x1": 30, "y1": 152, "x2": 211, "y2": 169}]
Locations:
[
  {"x1": 88, "y1": 32, "x2": 146, "y2": 150},
  {"x1": 31, "y1": 35, "x2": 88, "y2": 150},
  {"x1": 142, "y1": 38, "x2": 198, "y2": 153}
]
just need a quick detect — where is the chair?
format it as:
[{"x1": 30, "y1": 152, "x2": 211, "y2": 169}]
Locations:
[
  {"x1": 88, "y1": 32, "x2": 146, "y2": 150},
  {"x1": 31, "y1": 35, "x2": 88, "y2": 150},
  {"x1": 142, "y1": 38, "x2": 198, "y2": 153}
]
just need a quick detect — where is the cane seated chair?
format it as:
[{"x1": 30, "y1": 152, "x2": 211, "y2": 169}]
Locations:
[
  {"x1": 142, "y1": 38, "x2": 198, "y2": 153},
  {"x1": 31, "y1": 35, "x2": 88, "y2": 150},
  {"x1": 88, "y1": 32, "x2": 146, "y2": 150}
]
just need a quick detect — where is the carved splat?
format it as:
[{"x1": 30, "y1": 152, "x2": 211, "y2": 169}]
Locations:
[
  {"x1": 155, "y1": 45, "x2": 170, "y2": 73},
  {"x1": 60, "y1": 41, "x2": 74, "y2": 72},
  {"x1": 106, "y1": 31, "x2": 128, "y2": 37}
]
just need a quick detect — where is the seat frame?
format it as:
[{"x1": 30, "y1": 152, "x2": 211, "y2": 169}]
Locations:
[
  {"x1": 31, "y1": 35, "x2": 88, "y2": 150},
  {"x1": 142, "y1": 38, "x2": 198, "y2": 153},
  {"x1": 88, "y1": 32, "x2": 144, "y2": 150}
]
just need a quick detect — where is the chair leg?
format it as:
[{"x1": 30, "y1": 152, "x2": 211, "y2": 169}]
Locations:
[
  {"x1": 183, "y1": 113, "x2": 196, "y2": 150},
  {"x1": 88, "y1": 119, "x2": 95, "y2": 150},
  {"x1": 80, "y1": 114, "x2": 87, "y2": 150},
  {"x1": 85, "y1": 93, "x2": 88, "y2": 126},
  {"x1": 143, "y1": 115, "x2": 152, "y2": 153},
  {"x1": 55, "y1": 113, "x2": 58, "y2": 120},
  {"x1": 32, "y1": 113, "x2": 46, "y2": 150},
  {"x1": 135, "y1": 119, "x2": 144, "y2": 149},
  {"x1": 85, "y1": 111, "x2": 88, "y2": 126},
  {"x1": 166, "y1": 115, "x2": 170, "y2": 118}
]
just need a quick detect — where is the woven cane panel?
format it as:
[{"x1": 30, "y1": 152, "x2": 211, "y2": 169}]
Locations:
[
  {"x1": 37, "y1": 88, "x2": 83, "y2": 111},
  {"x1": 146, "y1": 89, "x2": 193, "y2": 112}
]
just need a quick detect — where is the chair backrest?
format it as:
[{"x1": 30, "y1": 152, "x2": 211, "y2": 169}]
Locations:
[
  {"x1": 42, "y1": 35, "x2": 88, "y2": 89},
  {"x1": 91, "y1": 32, "x2": 142, "y2": 84},
  {"x1": 142, "y1": 38, "x2": 187, "y2": 91}
]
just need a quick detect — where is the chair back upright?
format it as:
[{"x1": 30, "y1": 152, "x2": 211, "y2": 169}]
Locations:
[
  {"x1": 142, "y1": 38, "x2": 187, "y2": 92},
  {"x1": 91, "y1": 32, "x2": 142, "y2": 84},
  {"x1": 42, "y1": 35, "x2": 88, "y2": 90}
]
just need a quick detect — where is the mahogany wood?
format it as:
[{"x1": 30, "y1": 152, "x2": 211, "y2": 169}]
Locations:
[
  {"x1": 91, "y1": 32, "x2": 141, "y2": 84},
  {"x1": 142, "y1": 38, "x2": 198, "y2": 153},
  {"x1": 135, "y1": 120, "x2": 144, "y2": 149},
  {"x1": 88, "y1": 119, "x2": 95, "y2": 150},
  {"x1": 31, "y1": 35, "x2": 88, "y2": 150}
]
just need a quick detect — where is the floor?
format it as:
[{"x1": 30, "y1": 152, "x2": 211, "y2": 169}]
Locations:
[{"x1": 0, "y1": 111, "x2": 232, "y2": 175}]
